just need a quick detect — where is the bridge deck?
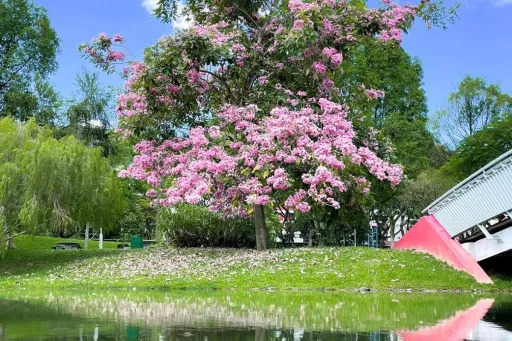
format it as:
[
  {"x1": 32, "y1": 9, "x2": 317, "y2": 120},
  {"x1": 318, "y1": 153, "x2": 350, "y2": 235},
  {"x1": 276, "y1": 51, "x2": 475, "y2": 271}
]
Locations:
[{"x1": 424, "y1": 149, "x2": 512, "y2": 239}]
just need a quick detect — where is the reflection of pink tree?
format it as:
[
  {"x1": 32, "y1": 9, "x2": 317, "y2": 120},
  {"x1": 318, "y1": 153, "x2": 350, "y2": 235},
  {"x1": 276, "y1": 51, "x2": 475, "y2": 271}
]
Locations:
[{"x1": 398, "y1": 299, "x2": 494, "y2": 341}]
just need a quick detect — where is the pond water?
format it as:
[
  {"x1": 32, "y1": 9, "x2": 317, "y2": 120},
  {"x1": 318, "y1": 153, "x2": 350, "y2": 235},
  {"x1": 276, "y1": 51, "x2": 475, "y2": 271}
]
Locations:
[{"x1": 0, "y1": 290, "x2": 511, "y2": 341}]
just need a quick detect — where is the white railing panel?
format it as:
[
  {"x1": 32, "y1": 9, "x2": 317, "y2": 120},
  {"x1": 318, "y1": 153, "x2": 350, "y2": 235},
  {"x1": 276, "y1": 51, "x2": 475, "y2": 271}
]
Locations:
[{"x1": 425, "y1": 150, "x2": 512, "y2": 237}]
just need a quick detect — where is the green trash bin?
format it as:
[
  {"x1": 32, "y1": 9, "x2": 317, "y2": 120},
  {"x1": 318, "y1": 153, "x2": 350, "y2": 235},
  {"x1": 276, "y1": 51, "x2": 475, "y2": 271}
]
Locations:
[
  {"x1": 127, "y1": 326, "x2": 139, "y2": 340},
  {"x1": 130, "y1": 236, "x2": 144, "y2": 249}
]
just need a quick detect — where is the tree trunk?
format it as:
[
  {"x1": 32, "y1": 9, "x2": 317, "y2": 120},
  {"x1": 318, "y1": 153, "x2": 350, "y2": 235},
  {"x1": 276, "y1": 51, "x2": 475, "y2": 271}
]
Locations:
[
  {"x1": 6, "y1": 230, "x2": 13, "y2": 250},
  {"x1": 84, "y1": 223, "x2": 90, "y2": 249},
  {"x1": 0, "y1": 207, "x2": 12, "y2": 250},
  {"x1": 309, "y1": 221, "x2": 317, "y2": 247},
  {"x1": 389, "y1": 216, "x2": 397, "y2": 248},
  {"x1": 99, "y1": 227, "x2": 103, "y2": 250},
  {"x1": 254, "y1": 327, "x2": 266, "y2": 341},
  {"x1": 390, "y1": 222, "x2": 396, "y2": 248},
  {"x1": 1, "y1": 322, "x2": 5, "y2": 341},
  {"x1": 253, "y1": 205, "x2": 268, "y2": 250}
]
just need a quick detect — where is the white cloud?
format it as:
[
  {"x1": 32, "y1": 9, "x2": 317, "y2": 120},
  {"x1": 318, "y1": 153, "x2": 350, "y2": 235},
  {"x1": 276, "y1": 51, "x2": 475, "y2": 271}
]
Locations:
[
  {"x1": 89, "y1": 119, "x2": 102, "y2": 128},
  {"x1": 173, "y1": 2, "x2": 194, "y2": 30},
  {"x1": 141, "y1": 0, "x2": 193, "y2": 30},
  {"x1": 142, "y1": 0, "x2": 159, "y2": 14},
  {"x1": 494, "y1": 0, "x2": 512, "y2": 5}
]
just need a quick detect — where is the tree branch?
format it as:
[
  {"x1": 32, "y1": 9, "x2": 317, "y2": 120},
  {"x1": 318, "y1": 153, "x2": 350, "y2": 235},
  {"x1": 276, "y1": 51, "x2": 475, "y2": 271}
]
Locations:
[
  {"x1": 4, "y1": 231, "x2": 26, "y2": 241},
  {"x1": 198, "y1": 69, "x2": 236, "y2": 102}
]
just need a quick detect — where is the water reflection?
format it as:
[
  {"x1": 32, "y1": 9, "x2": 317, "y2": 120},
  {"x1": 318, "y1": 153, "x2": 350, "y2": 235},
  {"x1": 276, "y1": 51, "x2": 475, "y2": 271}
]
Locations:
[
  {"x1": 397, "y1": 299, "x2": 494, "y2": 341},
  {"x1": 0, "y1": 291, "x2": 511, "y2": 341}
]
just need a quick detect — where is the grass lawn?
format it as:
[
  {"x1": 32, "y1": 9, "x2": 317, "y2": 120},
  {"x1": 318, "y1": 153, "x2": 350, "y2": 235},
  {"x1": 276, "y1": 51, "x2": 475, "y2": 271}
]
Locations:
[
  {"x1": 11, "y1": 235, "x2": 120, "y2": 250},
  {"x1": 0, "y1": 236, "x2": 511, "y2": 291}
]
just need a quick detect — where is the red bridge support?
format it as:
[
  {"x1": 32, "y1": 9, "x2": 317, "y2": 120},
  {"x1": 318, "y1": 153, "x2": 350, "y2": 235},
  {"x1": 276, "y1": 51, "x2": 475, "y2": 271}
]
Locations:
[{"x1": 393, "y1": 216, "x2": 493, "y2": 284}]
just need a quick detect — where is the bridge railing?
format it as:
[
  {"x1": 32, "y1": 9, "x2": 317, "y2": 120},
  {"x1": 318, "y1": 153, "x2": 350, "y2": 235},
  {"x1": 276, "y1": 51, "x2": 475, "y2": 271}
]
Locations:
[{"x1": 423, "y1": 149, "x2": 512, "y2": 238}]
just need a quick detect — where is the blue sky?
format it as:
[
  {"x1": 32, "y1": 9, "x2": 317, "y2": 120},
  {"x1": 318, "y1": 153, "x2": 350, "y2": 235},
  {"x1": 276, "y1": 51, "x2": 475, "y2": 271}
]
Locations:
[{"x1": 36, "y1": 0, "x2": 512, "y2": 118}]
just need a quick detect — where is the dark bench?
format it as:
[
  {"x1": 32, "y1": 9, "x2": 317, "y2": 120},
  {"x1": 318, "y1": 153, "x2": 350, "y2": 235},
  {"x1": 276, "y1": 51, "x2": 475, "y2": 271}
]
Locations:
[{"x1": 51, "y1": 242, "x2": 82, "y2": 250}]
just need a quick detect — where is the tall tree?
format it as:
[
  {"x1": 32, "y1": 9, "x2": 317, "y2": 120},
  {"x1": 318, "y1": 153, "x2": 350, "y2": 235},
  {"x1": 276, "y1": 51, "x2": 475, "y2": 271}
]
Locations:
[
  {"x1": 343, "y1": 38, "x2": 428, "y2": 127},
  {"x1": 341, "y1": 38, "x2": 444, "y2": 243},
  {"x1": 82, "y1": 0, "x2": 456, "y2": 250},
  {"x1": 0, "y1": 118, "x2": 125, "y2": 250},
  {"x1": 64, "y1": 71, "x2": 116, "y2": 156},
  {"x1": 1, "y1": 76, "x2": 62, "y2": 125},
  {"x1": 442, "y1": 114, "x2": 512, "y2": 181},
  {"x1": 0, "y1": 0, "x2": 60, "y2": 119},
  {"x1": 434, "y1": 76, "x2": 512, "y2": 149}
]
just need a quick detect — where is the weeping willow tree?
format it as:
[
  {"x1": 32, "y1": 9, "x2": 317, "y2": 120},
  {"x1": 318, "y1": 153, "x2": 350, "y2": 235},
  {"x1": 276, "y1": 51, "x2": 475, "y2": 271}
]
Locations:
[{"x1": 0, "y1": 117, "x2": 125, "y2": 251}]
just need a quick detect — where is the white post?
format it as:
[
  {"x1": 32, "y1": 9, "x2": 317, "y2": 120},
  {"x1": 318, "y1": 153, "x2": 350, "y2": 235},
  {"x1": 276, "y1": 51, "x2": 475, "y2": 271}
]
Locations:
[
  {"x1": 477, "y1": 224, "x2": 502, "y2": 243},
  {"x1": 354, "y1": 229, "x2": 357, "y2": 246},
  {"x1": 99, "y1": 228, "x2": 103, "y2": 250},
  {"x1": 94, "y1": 325, "x2": 98, "y2": 341},
  {"x1": 84, "y1": 223, "x2": 90, "y2": 249}
]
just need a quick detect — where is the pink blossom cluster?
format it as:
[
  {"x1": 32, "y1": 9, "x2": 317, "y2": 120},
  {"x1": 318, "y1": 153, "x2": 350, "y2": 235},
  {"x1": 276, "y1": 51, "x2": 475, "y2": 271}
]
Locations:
[
  {"x1": 284, "y1": 0, "x2": 417, "y2": 44},
  {"x1": 293, "y1": 19, "x2": 307, "y2": 30},
  {"x1": 113, "y1": 34, "x2": 124, "y2": 43},
  {"x1": 289, "y1": 0, "x2": 320, "y2": 13},
  {"x1": 191, "y1": 22, "x2": 237, "y2": 46},
  {"x1": 117, "y1": 92, "x2": 148, "y2": 117},
  {"x1": 116, "y1": 62, "x2": 149, "y2": 118},
  {"x1": 379, "y1": 4, "x2": 416, "y2": 42},
  {"x1": 364, "y1": 89, "x2": 386, "y2": 99},
  {"x1": 106, "y1": 51, "x2": 125, "y2": 62},
  {"x1": 93, "y1": 32, "x2": 111, "y2": 44},
  {"x1": 80, "y1": 33, "x2": 127, "y2": 72},
  {"x1": 312, "y1": 62, "x2": 327, "y2": 74},
  {"x1": 232, "y1": 43, "x2": 248, "y2": 66},
  {"x1": 120, "y1": 98, "x2": 402, "y2": 215}
]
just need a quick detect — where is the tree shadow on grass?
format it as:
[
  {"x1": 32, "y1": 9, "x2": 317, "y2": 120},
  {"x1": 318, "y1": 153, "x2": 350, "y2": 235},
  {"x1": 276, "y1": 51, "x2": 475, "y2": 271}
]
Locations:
[{"x1": 0, "y1": 249, "x2": 121, "y2": 278}]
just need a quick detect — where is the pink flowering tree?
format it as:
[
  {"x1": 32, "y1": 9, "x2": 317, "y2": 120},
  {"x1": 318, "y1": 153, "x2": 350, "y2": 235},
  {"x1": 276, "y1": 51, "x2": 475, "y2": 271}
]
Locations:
[{"x1": 81, "y1": 0, "x2": 455, "y2": 249}]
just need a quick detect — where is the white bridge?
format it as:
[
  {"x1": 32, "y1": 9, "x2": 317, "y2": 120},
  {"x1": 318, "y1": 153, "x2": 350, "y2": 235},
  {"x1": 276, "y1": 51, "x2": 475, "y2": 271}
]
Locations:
[{"x1": 423, "y1": 149, "x2": 512, "y2": 262}]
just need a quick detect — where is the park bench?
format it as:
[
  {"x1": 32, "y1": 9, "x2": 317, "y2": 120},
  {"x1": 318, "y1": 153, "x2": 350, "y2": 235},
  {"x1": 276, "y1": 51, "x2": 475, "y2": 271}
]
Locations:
[{"x1": 51, "y1": 242, "x2": 82, "y2": 250}]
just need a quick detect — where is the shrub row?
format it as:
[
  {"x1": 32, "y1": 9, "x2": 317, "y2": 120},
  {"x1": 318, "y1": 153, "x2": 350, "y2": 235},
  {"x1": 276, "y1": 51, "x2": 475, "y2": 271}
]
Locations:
[{"x1": 157, "y1": 204, "x2": 255, "y2": 248}]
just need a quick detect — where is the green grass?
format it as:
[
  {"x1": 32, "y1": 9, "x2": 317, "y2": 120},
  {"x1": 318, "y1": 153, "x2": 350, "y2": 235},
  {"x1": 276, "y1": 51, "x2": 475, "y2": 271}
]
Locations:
[
  {"x1": 0, "y1": 235, "x2": 120, "y2": 280},
  {"x1": 0, "y1": 236, "x2": 511, "y2": 291},
  {"x1": 11, "y1": 235, "x2": 120, "y2": 250}
]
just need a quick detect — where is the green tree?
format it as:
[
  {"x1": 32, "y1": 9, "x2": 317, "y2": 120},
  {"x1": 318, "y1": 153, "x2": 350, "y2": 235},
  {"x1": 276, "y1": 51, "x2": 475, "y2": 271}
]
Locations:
[
  {"x1": 343, "y1": 38, "x2": 428, "y2": 127},
  {"x1": 346, "y1": 42, "x2": 443, "y2": 243},
  {"x1": 0, "y1": 118, "x2": 125, "y2": 250},
  {"x1": 434, "y1": 76, "x2": 512, "y2": 149},
  {"x1": 106, "y1": 135, "x2": 157, "y2": 241},
  {"x1": 64, "y1": 71, "x2": 116, "y2": 156},
  {"x1": 442, "y1": 114, "x2": 512, "y2": 181},
  {"x1": 116, "y1": 178, "x2": 156, "y2": 241},
  {"x1": 342, "y1": 38, "x2": 440, "y2": 177},
  {"x1": 0, "y1": 0, "x2": 60, "y2": 120},
  {"x1": 33, "y1": 75, "x2": 62, "y2": 125},
  {"x1": 1, "y1": 76, "x2": 62, "y2": 125}
]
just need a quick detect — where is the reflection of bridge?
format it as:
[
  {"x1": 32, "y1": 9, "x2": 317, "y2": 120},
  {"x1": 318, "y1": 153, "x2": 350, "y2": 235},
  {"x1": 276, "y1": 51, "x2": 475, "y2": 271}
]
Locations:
[
  {"x1": 397, "y1": 299, "x2": 494, "y2": 341},
  {"x1": 394, "y1": 149, "x2": 512, "y2": 283}
]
